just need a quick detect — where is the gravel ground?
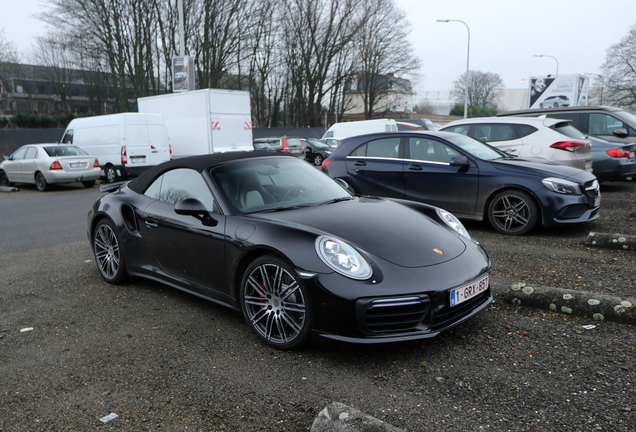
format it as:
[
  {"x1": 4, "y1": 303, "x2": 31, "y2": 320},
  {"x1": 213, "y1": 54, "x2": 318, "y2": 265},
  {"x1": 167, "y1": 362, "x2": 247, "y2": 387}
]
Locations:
[{"x1": 0, "y1": 180, "x2": 635, "y2": 431}]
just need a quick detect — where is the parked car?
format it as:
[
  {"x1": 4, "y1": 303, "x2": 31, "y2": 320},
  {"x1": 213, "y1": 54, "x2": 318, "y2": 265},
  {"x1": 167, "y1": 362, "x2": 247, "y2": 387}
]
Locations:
[
  {"x1": 322, "y1": 119, "x2": 398, "y2": 141},
  {"x1": 321, "y1": 138, "x2": 341, "y2": 148},
  {"x1": 540, "y1": 95, "x2": 570, "y2": 108},
  {"x1": 252, "y1": 136, "x2": 305, "y2": 156},
  {"x1": 88, "y1": 152, "x2": 492, "y2": 349},
  {"x1": 0, "y1": 143, "x2": 101, "y2": 191},
  {"x1": 440, "y1": 116, "x2": 593, "y2": 172},
  {"x1": 321, "y1": 131, "x2": 600, "y2": 235},
  {"x1": 497, "y1": 106, "x2": 636, "y2": 144},
  {"x1": 587, "y1": 136, "x2": 636, "y2": 182},
  {"x1": 397, "y1": 119, "x2": 440, "y2": 131},
  {"x1": 301, "y1": 138, "x2": 334, "y2": 166}
]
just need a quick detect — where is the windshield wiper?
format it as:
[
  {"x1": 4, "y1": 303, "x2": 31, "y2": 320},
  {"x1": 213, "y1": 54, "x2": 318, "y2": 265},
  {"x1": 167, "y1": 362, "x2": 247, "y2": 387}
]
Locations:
[
  {"x1": 319, "y1": 196, "x2": 355, "y2": 205},
  {"x1": 258, "y1": 204, "x2": 314, "y2": 213}
]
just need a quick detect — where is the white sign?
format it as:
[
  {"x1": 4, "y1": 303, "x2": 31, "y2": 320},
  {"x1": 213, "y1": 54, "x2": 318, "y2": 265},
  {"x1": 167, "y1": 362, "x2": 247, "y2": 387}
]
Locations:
[{"x1": 528, "y1": 75, "x2": 589, "y2": 109}]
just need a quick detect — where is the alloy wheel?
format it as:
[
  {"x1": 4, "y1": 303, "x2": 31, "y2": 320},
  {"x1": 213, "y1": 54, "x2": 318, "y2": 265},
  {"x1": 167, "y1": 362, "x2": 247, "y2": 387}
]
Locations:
[
  {"x1": 94, "y1": 223, "x2": 121, "y2": 280},
  {"x1": 242, "y1": 261, "x2": 307, "y2": 348}
]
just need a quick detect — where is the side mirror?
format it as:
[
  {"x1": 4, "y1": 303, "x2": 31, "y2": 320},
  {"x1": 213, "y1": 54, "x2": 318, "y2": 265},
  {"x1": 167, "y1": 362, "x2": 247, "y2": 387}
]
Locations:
[
  {"x1": 175, "y1": 198, "x2": 218, "y2": 227},
  {"x1": 334, "y1": 178, "x2": 356, "y2": 195},
  {"x1": 613, "y1": 128, "x2": 628, "y2": 138},
  {"x1": 450, "y1": 156, "x2": 470, "y2": 167}
]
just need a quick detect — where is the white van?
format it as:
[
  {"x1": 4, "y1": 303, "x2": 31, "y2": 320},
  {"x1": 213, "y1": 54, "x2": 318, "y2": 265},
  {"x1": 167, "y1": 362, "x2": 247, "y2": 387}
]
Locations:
[
  {"x1": 61, "y1": 113, "x2": 172, "y2": 183},
  {"x1": 322, "y1": 119, "x2": 398, "y2": 141}
]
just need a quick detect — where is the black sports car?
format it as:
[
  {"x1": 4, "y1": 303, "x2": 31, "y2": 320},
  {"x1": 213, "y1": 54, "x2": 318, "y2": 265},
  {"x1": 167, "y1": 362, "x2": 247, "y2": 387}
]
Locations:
[{"x1": 88, "y1": 152, "x2": 492, "y2": 349}]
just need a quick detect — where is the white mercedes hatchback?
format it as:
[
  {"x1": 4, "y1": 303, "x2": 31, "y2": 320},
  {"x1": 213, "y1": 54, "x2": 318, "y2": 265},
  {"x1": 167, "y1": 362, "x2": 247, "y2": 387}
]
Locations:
[
  {"x1": 0, "y1": 143, "x2": 101, "y2": 191},
  {"x1": 440, "y1": 116, "x2": 593, "y2": 172}
]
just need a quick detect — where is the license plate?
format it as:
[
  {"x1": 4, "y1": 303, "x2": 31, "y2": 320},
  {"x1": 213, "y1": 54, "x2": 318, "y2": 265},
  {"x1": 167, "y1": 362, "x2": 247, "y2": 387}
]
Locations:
[
  {"x1": 450, "y1": 274, "x2": 489, "y2": 307},
  {"x1": 70, "y1": 162, "x2": 87, "y2": 168},
  {"x1": 131, "y1": 156, "x2": 146, "y2": 163}
]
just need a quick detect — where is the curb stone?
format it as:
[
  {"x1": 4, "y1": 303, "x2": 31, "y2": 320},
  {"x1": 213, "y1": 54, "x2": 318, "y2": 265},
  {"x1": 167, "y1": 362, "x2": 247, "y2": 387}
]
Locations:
[
  {"x1": 501, "y1": 282, "x2": 636, "y2": 325},
  {"x1": 311, "y1": 402, "x2": 405, "y2": 432}
]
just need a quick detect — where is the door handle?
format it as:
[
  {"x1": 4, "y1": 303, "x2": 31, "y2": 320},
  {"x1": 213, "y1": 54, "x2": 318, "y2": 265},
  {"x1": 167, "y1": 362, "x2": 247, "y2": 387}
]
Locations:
[
  {"x1": 354, "y1": 161, "x2": 367, "y2": 166},
  {"x1": 145, "y1": 218, "x2": 159, "y2": 228},
  {"x1": 408, "y1": 164, "x2": 423, "y2": 171}
]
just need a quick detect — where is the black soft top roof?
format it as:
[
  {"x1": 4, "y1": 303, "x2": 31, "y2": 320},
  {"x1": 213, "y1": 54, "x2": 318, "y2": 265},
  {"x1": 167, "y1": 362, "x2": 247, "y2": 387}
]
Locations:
[{"x1": 128, "y1": 151, "x2": 289, "y2": 194}]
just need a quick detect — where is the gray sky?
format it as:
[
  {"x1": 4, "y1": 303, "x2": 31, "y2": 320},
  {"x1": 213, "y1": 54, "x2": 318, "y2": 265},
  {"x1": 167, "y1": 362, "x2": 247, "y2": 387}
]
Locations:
[{"x1": 2, "y1": 0, "x2": 635, "y2": 97}]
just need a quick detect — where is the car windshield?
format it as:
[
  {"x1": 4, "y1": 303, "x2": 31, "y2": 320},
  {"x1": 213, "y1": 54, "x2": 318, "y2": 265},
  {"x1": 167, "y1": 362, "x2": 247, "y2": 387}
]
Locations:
[
  {"x1": 445, "y1": 134, "x2": 508, "y2": 160},
  {"x1": 43, "y1": 145, "x2": 89, "y2": 157},
  {"x1": 210, "y1": 156, "x2": 352, "y2": 214},
  {"x1": 306, "y1": 140, "x2": 331, "y2": 149}
]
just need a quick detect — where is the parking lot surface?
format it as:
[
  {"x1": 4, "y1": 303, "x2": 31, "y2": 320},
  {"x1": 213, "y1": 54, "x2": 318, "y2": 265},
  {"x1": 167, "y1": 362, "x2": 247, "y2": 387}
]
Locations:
[{"x1": 1, "y1": 180, "x2": 635, "y2": 431}]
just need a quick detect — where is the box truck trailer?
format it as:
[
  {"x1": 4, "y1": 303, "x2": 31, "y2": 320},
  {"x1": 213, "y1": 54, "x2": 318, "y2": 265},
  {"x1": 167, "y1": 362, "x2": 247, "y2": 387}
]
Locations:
[{"x1": 137, "y1": 89, "x2": 253, "y2": 158}]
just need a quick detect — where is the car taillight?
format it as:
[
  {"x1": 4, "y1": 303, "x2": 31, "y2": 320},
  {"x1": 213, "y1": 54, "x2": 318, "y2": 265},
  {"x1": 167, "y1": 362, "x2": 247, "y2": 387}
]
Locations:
[
  {"x1": 121, "y1": 146, "x2": 127, "y2": 164},
  {"x1": 550, "y1": 141, "x2": 585, "y2": 152},
  {"x1": 93, "y1": 159, "x2": 100, "y2": 168},
  {"x1": 281, "y1": 139, "x2": 289, "y2": 152},
  {"x1": 321, "y1": 158, "x2": 332, "y2": 171},
  {"x1": 49, "y1": 161, "x2": 63, "y2": 170},
  {"x1": 606, "y1": 148, "x2": 630, "y2": 158},
  {"x1": 169, "y1": 144, "x2": 173, "y2": 160}
]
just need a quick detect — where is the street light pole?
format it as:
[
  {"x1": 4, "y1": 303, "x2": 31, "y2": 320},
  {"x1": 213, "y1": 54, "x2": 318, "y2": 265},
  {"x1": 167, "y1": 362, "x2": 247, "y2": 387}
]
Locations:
[
  {"x1": 533, "y1": 54, "x2": 559, "y2": 77},
  {"x1": 437, "y1": 19, "x2": 470, "y2": 119}
]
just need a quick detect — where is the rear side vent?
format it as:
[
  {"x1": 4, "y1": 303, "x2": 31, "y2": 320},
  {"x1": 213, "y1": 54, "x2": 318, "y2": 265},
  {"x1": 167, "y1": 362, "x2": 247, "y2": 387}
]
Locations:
[{"x1": 121, "y1": 204, "x2": 139, "y2": 233}]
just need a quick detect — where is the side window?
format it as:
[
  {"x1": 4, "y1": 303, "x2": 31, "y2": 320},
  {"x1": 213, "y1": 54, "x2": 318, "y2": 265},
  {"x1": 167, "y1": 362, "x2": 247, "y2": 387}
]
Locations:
[
  {"x1": 444, "y1": 125, "x2": 470, "y2": 135},
  {"x1": 24, "y1": 147, "x2": 38, "y2": 159},
  {"x1": 473, "y1": 124, "x2": 492, "y2": 142},
  {"x1": 351, "y1": 143, "x2": 367, "y2": 157},
  {"x1": 482, "y1": 124, "x2": 517, "y2": 142},
  {"x1": 366, "y1": 138, "x2": 400, "y2": 159},
  {"x1": 145, "y1": 169, "x2": 215, "y2": 212},
  {"x1": 589, "y1": 114, "x2": 624, "y2": 135},
  {"x1": 12, "y1": 147, "x2": 28, "y2": 160},
  {"x1": 408, "y1": 138, "x2": 459, "y2": 163},
  {"x1": 513, "y1": 124, "x2": 538, "y2": 138},
  {"x1": 61, "y1": 129, "x2": 73, "y2": 144}
]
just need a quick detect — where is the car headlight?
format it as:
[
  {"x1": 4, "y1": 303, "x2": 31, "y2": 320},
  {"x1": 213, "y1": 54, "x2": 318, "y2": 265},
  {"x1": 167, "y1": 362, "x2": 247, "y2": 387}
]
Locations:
[
  {"x1": 315, "y1": 236, "x2": 372, "y2": 280},
  {"x1": 438, "y1": 209, "x2": 471, "y2": 239},
  {"x1": 541, "y1": 177, "x2": 581, "y2": 195}
]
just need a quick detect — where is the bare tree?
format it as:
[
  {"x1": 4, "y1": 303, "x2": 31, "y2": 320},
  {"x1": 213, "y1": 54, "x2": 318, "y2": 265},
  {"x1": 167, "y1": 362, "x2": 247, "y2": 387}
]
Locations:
[
  {"x1": 451, "y1": 70, "x2": 504, "y2": 109},
  {"x1": 350, "y1": 0, "x2": 421, "y2": 119},
  {"x1": 0, "y1": 29, "x2": 20, "y2": 64},
  {"x1": 32, "y1": 35, "x2": 76, "y2": 112},
  {"x1": 280, "y1": 0, "x2": 369, "y2": 127},
  {"x1": 601, "y1": 24, "x2": 636, "y2": 110}
]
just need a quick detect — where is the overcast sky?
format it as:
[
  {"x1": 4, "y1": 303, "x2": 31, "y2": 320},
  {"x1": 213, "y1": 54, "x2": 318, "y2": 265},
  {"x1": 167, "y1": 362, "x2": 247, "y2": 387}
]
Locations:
[{"x1": 2, "y1": 0, "x2": 635, "y2": 97}]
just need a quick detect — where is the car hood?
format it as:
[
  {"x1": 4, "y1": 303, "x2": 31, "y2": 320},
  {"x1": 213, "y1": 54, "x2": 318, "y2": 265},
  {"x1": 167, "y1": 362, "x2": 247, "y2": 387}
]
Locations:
[
  {"x1": 252, "y1": 197, "x2": 467, "y2": 268},
  {"x1": 490, "y1": 158, "x2": 595, "y2": 182}
]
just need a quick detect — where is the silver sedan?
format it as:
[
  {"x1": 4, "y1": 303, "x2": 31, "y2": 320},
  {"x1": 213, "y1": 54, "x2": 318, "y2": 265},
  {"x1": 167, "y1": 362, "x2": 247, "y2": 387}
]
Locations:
[{"x1": 0, "y1": 143, "x2": 101, "y2": 191}]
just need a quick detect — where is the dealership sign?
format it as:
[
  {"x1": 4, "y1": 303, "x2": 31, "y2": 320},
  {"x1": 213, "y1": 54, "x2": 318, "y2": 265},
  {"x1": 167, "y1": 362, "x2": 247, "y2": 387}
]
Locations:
[
  {"x1": 528, "y1": 74, "x2": 589, "y2": 109},
  {"x1": 172, "y1": 56, "x2": 195, "y2": 92}
]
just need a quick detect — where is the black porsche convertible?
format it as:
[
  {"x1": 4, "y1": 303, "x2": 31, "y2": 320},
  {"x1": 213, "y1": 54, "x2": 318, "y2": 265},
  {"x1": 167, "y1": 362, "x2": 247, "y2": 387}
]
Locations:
[{"x1": 88, "y1": 152, "x2": 492, "y2": 349}]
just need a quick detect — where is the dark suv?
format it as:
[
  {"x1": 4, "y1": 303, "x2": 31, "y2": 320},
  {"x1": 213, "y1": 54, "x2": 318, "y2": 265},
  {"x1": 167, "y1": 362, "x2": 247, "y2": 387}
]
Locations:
[{"x1": 498, "y1": 106, "x2": 636, "y2": 143}]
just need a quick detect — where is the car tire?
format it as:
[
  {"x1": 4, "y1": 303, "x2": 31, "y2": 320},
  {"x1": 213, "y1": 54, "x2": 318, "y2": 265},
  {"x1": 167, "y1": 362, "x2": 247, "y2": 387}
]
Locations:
[
  {"x1": 313, "y1": 154, "x2": 323, "y2": 166},
  {"x1": 487, "y1": 189, "x2": 539, "y2": 236},
  {"x1": 553, "y1": 102, "x2": 559, "y2": 108},
  {"x1": 0, "y1": 170, "x2": 12, "y2": 187},
  {"x1": 92, "y1": 219, "x2": 127, "y2": 284},
  {"x1": 82, "y1": 180, "x2": 96, "y2": 188},
  {"x1": 35, "y1": 172, "x2": 49, "y2": 191},
  {"x1": 539, "y1": 103, "x2": 544, "y2": 108},
  {"x1": 240, "y1": 254, "x2": 311, "y2": 350},
  {"x1": 104, "y1": 165, "x2": 117, "y2": 183}
]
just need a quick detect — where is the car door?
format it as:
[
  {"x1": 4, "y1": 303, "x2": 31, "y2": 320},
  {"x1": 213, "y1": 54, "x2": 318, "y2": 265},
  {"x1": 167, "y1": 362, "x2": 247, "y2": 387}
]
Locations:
[
  {"x1": 404, "y1": 136, "x2": 479, "y2": 216},
  {"x1": 139, "y1": 168, "x2": 229, "y2": 296},
  {"x1": 20, "y1": 147, "x2": 39, "y2": 183},
  {"x1": 472, "y1": 123, "x2": 524, "y2": 156},
  {"x1": 4, "y1": 147, "x2": 27, "y2": 182},
  {"x1": 344, "y1": 136, "x2": 405, "y2": 198}
]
